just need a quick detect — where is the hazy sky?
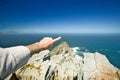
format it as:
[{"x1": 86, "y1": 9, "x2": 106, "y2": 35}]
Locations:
[{"x1": 0, "y1": 0, "x2": 120, "y2": 34}]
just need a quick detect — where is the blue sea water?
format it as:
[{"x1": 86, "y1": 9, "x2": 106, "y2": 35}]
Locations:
[{"x1": 0, "y1": 33, "x2": 120, "y2": 68}]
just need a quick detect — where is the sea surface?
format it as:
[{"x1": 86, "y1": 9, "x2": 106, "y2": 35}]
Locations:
[{"x1": 0, "y1": 33, "x2": 120, "y2": 68}]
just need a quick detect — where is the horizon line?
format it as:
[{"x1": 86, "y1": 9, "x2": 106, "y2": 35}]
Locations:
[{"x1": 0, "y1": 31, "x2": 120, "y2": 35}]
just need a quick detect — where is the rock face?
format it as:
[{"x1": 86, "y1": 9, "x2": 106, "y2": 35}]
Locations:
[{"x1": 10, "y1": 42, "x2": 120, "y2": 80}]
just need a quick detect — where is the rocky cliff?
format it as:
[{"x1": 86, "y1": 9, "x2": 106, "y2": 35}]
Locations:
[{"x1": 9, "y1": 42, "x2": 120, "y2": 80}]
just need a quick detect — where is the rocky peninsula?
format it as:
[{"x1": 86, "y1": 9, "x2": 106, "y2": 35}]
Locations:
[{"x1": 9, "y1": 42, "x2": 120, "y2": 80}]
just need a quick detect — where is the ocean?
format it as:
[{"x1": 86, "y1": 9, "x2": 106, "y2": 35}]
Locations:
[{"x1": 0, "y1": 33, "x2": 120, "y2": 68}]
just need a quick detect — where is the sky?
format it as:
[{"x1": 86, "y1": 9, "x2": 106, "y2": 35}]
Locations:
[{"x1": 0, "y1": 0, "x2": 120, "y2": 34}]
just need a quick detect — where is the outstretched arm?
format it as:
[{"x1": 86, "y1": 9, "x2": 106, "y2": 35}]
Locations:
[{"x1": 0, "y1": 37, "x2": 61, "y2": 79}]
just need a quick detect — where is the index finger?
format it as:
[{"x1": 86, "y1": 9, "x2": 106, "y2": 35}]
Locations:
[{"x1": 53, "y1": 37, "x2": 62, "y2": 43}]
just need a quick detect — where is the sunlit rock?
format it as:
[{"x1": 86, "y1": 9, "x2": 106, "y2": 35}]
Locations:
[{"x1": 9, "y1": 42, "x2": 120, "y2": 80}]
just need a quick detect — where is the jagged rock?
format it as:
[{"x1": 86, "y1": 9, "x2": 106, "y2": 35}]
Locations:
[
  {"x1": 9, "y1": 42, "x2": 120, "y2": 80},
  {"x1": 118, "y1": 71, "x2": 120, "y2": 78},
  {"x1": 50, "y1": 42, "x2": 71, "y2": 56},
  {"x1": 82, "y1": 52, "x2": 119, "y2": 80}
]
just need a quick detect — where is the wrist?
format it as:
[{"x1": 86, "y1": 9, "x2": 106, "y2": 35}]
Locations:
[{"x1": 26, "y1": 42, "x2": 41, "y2": 55}]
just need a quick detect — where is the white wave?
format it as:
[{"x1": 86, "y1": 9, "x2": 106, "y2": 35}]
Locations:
[
  {"x1": 72, "y1": 47, "x2": 80, "y2": 53},
  {"x1": 85, "y1": 49, "x2": 89, "y2": 52},
  {"x1": 118, "y1": 51, "x2": 120, "y2": 53}
]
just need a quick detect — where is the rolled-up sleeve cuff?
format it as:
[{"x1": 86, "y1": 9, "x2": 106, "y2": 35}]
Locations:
[{"x1": 6, "y1": 46, "x2": 31, "y2": 68}]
